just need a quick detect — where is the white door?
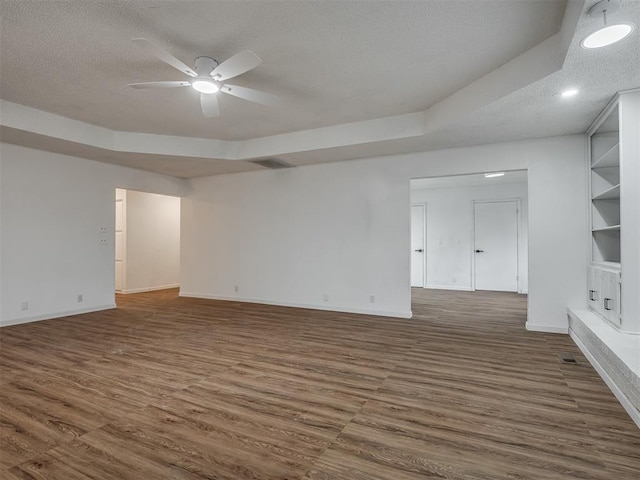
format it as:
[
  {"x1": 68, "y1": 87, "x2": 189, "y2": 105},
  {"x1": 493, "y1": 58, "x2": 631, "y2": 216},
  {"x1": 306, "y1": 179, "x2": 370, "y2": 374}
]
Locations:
[
  {"x1": 474, "y1": 201, "x2": 518, "y2": 292},
  {"x1": 410, "y1": 204, "x2": 425, "y2": 287}
]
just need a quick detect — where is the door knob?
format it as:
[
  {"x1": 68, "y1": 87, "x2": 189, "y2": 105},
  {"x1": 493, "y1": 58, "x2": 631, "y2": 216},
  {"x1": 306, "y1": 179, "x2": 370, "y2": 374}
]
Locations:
[
  {"x1": 414, "y1": 249, "x2": 424, "y2": 253},
  {"x1": 475, "y1": 249, "x2": 484, "y2": 253}
]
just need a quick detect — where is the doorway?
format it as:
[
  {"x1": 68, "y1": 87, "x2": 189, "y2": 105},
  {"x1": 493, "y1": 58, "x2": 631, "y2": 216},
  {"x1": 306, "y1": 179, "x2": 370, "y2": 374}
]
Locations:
[
  {"x1": 409, "y1": 170, "x2": 528, "y2": 295},
  {"x1": 473, "y1": 200, "x2": 519, "y2": 292},
  {"x1": 115, "y1": 188, "x2": 181, "y2": 295}
]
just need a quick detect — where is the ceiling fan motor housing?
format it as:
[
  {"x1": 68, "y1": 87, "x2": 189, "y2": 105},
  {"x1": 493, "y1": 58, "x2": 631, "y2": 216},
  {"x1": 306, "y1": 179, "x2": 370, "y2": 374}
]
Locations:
[{"x1": 194, "y1": 56, "x2": 219, "y2": 76}]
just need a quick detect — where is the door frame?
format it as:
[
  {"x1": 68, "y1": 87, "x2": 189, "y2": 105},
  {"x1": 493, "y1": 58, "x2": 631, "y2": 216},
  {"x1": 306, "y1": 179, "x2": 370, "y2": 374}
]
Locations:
[
  {"x1": 471, "y1": 198, "x2": 522, "y2": 293},
  {"x1": 410, "y1": 202, "x2": 427, "y2": 288}
]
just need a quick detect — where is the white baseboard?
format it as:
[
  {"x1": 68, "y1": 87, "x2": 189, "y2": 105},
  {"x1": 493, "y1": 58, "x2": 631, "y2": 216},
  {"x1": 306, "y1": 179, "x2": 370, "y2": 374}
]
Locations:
[
  {"x1": 569, "y1": 329, "x2": 640, "y2": 429},
  {"x1": 525, "y1": 322, "x2": 568, "y2": 334},
  {"x1": 179, "y1": 292, "x2": 412, "y2": 319},
  {"x1": 0, "y1": 304, "x2": 117, "y2": 328},
  {"x1": 118, "y1": 284, "x2": 180, "y2": 294},
  {"x1": 423, "y1": 284, "x2": 473, "y2": 291}
]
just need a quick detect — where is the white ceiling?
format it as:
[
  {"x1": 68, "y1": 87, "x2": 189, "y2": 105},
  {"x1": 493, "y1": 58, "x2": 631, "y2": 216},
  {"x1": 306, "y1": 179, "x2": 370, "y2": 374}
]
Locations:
[{"x1": 1, "y1": 0, "x2": 639, "y2": 178}]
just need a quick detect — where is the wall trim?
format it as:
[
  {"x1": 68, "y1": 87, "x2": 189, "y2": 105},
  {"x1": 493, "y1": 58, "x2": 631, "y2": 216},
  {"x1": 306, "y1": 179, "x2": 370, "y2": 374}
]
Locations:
[
  {"x1": 424, "y1": 284, "x2": 473, "y2": 291},
  {"x1": 525, "y1": 322, "x2": 568, "y2": 334},
  {"x1": 118, "y1": 284, "x2": 180, "y2": 294},
  {"x1": 179, "y1": 292, "x2": 412, "y2": 319},
  {"x1": 0, "y1": 304, "x2": 117, "y2": 328},
  {"x1": 569, "y1": 328, "x2": 640, "y2": 429}
]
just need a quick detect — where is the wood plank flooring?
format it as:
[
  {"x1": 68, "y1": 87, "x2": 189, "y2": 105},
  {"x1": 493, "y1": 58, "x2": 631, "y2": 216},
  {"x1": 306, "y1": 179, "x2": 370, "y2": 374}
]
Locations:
[{"x1": 1, "y1": 288, "x2": 638, "y2": 479}]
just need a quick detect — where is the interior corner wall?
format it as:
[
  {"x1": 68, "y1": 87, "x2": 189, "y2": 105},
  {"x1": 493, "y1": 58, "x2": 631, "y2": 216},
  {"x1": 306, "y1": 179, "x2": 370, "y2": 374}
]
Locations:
[
  {"x1": 0, "y1": 142, "x2": 187, "y2": 326},
  {"x1": 181, "y1": 134, "x2": 587, "y2": 331},
  {"x1": 410, "y1": 182, "x2": 529, "y2": 293},
  {"x1": 123, "y1": 190, "x2": 180, "y2": 293}
]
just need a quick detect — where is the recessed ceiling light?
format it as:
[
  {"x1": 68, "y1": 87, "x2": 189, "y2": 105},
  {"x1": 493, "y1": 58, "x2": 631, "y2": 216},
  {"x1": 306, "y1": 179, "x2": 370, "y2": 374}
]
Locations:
[
  {"x1": 561, "y1": 88, "x2": 579, "y2": 98},
  {"x1": 192, "y1": 79, "x2": 219, "y2": 94},
  {"x1": 484, "y1": 172, "x2": 505, "y2": 178},
  {"x1": 581, "y1": 0, "x2": 635, "y2": 49}
]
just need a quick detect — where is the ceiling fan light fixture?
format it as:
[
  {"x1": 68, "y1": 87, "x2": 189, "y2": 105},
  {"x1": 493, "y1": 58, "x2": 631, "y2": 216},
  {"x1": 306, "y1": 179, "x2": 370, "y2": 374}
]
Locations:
[
  {"x1": 581, "y1": 0, "x2": 634, "y2": 49},
  {"x1": 192, "y1": 79, "x2": 219, "y2": 94},
  {"x1": 130, "y1": 40, "x2": 272, "y2": 117}
]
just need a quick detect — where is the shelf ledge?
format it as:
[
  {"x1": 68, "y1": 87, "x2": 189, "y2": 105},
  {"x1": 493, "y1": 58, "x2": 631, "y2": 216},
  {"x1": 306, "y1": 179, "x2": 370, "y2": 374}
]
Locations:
[
  {"x1": 592, "y1": 225, "x2": 621, "y2": 232},
  {"x1": 591, "y1": 261, "x2": 621, "y2": 269},
  {"x1": 592, "y1": 184, "x2": 620, "y2": 200},
  {"x1": 591, "y1": 143, "x2": 620, "y2": 169}
]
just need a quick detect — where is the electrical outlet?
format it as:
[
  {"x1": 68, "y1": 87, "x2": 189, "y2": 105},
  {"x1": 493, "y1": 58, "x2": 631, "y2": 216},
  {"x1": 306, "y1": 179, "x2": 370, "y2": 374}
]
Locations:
[
  {"x1": 21, "y1": 301, "x2": 29, "y2": 311},
  {"x1": 452, "y1": 277, "x2": 457, "y2": 283},
  {"x1": 234, "y1": 285, "x2": 239, "y2": 292},
  {"x1": 323, "y1": 294, "x2": 329, "y2": 302},
  {"x1": 77, "y1": 294, "x2": 83, "y2": 303},
  {"x1": 370, "y1": 295, "x2": 376, "y2": 304},
  {"x1": 99, "y1": 238, "x2": 107, "y2": 245},
  {"x1": 99, "y1": 226, "x2": 107, "y2": 233}
]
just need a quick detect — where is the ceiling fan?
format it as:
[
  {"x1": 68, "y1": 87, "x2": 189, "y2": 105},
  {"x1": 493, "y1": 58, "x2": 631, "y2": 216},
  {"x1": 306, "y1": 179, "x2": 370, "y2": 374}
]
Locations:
[{"x1": 128, "y1": 38, "x2": 278, "y2": 117}]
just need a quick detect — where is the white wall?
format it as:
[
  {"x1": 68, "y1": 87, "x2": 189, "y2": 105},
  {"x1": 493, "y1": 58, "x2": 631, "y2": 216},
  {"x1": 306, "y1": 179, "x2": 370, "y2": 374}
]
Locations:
[
  {"x1": 1, "y1": 135, "x2": 587, "y2": 332},
  {"x1": 410, "y1": 182, "x2": 528, "y2": 293},
  {"x1": 181, "y1": 164, "x2": 409, "y2": 317},
  {"x1": 124, "y1": 189, "x2": 180, "y2": 293},
  {"x1": 181, "y1": 135, "x2": 587, "y2": 331},
  {"x1": 0, "y1": 143, "x2": 187, "y2": 326}
]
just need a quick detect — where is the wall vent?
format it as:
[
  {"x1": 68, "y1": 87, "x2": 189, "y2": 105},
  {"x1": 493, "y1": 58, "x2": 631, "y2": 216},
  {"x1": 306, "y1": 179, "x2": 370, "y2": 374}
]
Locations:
[{"x1": 250, "y1": 158, "x2": 295, "y2": 169}]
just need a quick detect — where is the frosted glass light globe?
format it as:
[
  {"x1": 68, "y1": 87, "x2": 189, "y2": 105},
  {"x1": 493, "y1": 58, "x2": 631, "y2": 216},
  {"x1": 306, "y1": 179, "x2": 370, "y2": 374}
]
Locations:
[{"x1": 192, "y1": 79, "x2": 219, "y2": 94}]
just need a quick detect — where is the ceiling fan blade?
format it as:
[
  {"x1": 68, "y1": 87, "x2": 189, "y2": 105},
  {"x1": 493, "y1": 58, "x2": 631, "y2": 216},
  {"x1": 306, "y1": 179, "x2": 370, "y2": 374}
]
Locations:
[
  {"x1": 210, "y1": 50, "x2": 262, "y2": 81},
  {"x1": 128, "y1": 81, "x2": 191, "y2": 89},
  {"x1": 221, "y1": 85, "x2": 278, "y2": 106},
  {"x1": 132, "y1": 38, "x2": 197, "y2": 77},
  {"x1": 200, "y1": 93, "x2": 220, "y2": 117}
]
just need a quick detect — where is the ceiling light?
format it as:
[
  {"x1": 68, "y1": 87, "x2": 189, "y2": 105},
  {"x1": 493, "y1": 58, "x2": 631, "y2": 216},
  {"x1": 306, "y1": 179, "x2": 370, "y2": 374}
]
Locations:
[
  {"x1": 192, "y1": 79, "x2": 219, "y2": 94},
  {"x1": 561, "y1": 88, "x2": 579, "y2": 98},
  {"x1": 581, "y1": 0, "x2": 634, "y2": 49},
  {"x1": 582, "y1": 24, "x2": 634, "y2": 48},
  {"x1": 484, "y1": 172, "x2": 505, "y2": 178}
]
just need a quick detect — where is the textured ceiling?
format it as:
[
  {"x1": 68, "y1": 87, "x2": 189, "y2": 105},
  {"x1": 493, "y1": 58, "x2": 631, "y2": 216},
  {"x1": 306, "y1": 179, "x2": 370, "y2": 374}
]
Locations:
[
  {"x1": 1, "y1": 0, "x2": 639, "y2": 178},
  {"x1": 0, "y1": 0, "x2": 564, "y2": 140}
]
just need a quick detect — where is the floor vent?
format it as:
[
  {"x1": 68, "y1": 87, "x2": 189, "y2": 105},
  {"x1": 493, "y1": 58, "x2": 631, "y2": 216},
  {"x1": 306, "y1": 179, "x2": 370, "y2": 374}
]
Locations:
[
  {"x1": 250, "y1": 158, "x2": 295, "y2": 169},
  {"x1": 560, "y1": 353, "x2": 578, "y2": 364}
]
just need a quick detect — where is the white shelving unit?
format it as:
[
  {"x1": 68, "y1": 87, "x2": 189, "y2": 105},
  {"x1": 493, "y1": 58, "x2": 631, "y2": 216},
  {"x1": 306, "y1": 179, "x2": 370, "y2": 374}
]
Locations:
[
  {"x1": 574, "y1": 90, "x2": 640, "y2": 427},
  {"x1": 589, "y1": 105, "x2": 621, "y2": 266},
  {"x1": 587, "y1": 102, "x2": 621, "y2": 327}
]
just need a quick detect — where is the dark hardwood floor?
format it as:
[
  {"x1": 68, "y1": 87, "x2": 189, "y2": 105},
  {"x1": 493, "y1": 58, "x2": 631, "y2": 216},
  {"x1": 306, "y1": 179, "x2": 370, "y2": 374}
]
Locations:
[{"x1": 1, "y1": 288, "x2": 638, "y2": 479}]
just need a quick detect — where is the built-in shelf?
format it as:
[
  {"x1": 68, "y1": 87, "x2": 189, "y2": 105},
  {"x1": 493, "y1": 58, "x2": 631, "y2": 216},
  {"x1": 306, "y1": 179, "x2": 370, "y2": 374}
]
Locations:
[
  {"x1": 591, "y1": 260, "x2": 621, "y2": 269},
  {"x1": 592, "y1": 225, "x2": 621, "y2": 232},
  {"x1": 591, "y1": 143, "x2": 620, "y2": 168},
  {"x1": 589, "y1": 111, "x2": 622, "y2": 268},
  {"x1": 592, "y1": 184, "x2": 620, "y2": 200}
]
